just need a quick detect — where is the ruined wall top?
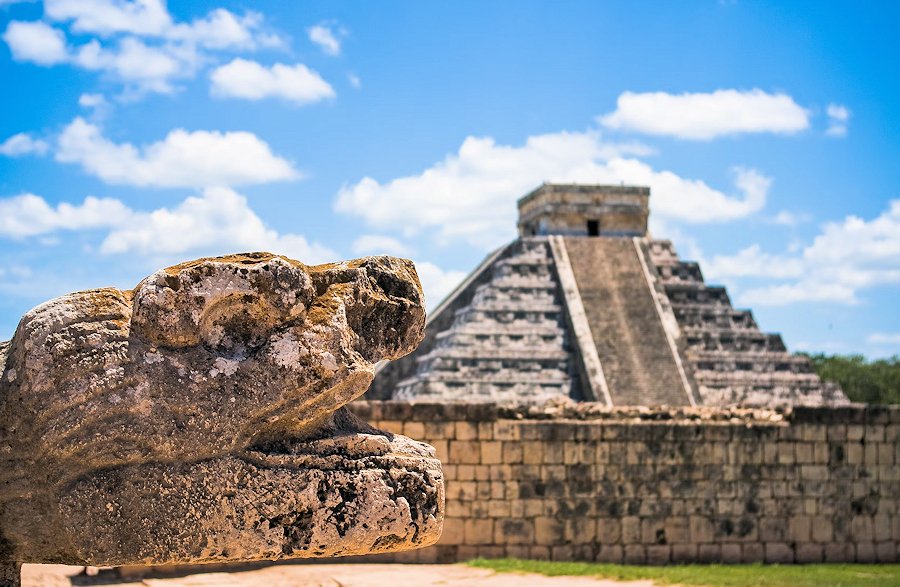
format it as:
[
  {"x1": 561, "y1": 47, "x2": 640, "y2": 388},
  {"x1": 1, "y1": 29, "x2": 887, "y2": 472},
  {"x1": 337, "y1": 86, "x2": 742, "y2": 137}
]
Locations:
[{"x1": 517, "y1": 183, "x2": 650, "y2": 238}]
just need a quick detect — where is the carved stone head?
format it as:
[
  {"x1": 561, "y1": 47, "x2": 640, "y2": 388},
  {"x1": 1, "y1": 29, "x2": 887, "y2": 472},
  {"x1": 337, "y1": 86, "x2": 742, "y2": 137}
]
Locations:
[{"x1": 0, "y1": 253, "x2": 442, "y2": 566}]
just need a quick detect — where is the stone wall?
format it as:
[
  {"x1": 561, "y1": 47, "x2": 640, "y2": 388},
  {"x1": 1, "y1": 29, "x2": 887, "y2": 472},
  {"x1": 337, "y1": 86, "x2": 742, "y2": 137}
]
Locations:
[{"x1": 349, "y1": 401, "x2": 899, "y2": 564}]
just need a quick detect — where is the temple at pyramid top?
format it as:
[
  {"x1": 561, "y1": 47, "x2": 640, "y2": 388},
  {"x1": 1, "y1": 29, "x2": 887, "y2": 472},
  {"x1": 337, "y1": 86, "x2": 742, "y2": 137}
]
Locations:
[
  {"x1": 517, "y1": 183, "x2": 650, "y2": 238},
  {"x1": 369, "y1": 183, "x2": 848, "y2": 408}
]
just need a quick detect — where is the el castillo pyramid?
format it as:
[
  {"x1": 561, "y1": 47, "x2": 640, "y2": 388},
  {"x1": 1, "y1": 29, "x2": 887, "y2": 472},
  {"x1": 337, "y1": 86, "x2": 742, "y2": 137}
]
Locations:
[{"x1": 369, "y1": 184, "x2": 848, "y2": 407}]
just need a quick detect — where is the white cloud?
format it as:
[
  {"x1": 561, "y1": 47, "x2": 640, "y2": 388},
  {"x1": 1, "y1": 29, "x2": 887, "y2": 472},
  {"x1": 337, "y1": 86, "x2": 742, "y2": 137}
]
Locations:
[
  {"x1": 78, "y1": 92, "x2": 106, "y2": 108},
  {"x1": 3, "y1": 21, "x2": 201, "y2": 94},
  {"x1": 210, "y1": 58, "x2": 335, "y2": 104},
  {"x1": 348, "y1": 72, "x2": 361, "y2": 89},
  {"x1": 56, "y1": 117, "x2": 298, "y2": 187},
  {"x1": 826, "y1": 103, "x2": 850, "y2": 137},
  {"x1": 867, "y1": 333, "x2": 900, "y2": 345},
  {"x1": 0, "y1": 133, "x2": 49, "y2": 157},
  {"x1": 3, "y1": 20, "x2": 68, "y2": 64},
  {"x1": 5, "y1": 2, "x2": 284, "y2": 95},
  {"x1": 44, "y1": 0, "x2": 281, "y2": 49},
  {"x1": 742, "y1": 282, "x2": 859, "y2": 306},
  {"x1": 74, "y1": 37, "x2": 200, "y2": 94},
  {"x1": 335, "y1": 130, "x2": 769, "y2": 250},
  {"x1": 705, "y1": 244, "x2": 805, "y2": 280},
  {"x1": 308, "y1": 23, "x2": 341, "y2": 56},
  {"x1": 414, "y1": 261, "x2": 466, "y2": 311},
  {"x1": 599, "y1": 89, "x2": 811, "y2": 140},
  {"x1": 44, "y1": 0, "x2": 172, "y2": 36},
  {"x1": 772, "y1": 210, "x2": 811, "y2": 226},
  {"x1": 0, "y1": 189, "x2": 335, "y2": 263},
  {"x1": 100, "y1": 187, "x2": 334, "y2": 262},
  {"x1": 352, "y1": 235, "x2": 411, "y2": 257},
  {"x1": 712, "y1": 200, "x2": 900, "y2": 306},
  {"x1": 0, "y1": 193, "x2": 131, "y2": 237},
  {"x1": 168, "y1": 9, "x2": 282, "y2": 50}
]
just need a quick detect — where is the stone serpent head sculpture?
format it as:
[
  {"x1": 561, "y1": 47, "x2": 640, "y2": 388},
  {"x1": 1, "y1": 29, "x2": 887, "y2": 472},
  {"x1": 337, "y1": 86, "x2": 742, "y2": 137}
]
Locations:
[{"x1": 0, "y1": 253, "x2": 442, "y2": 581}]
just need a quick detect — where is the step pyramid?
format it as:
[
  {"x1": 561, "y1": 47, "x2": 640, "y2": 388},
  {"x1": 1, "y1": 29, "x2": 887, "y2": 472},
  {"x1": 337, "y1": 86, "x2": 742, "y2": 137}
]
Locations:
[{"x1": 369, "y1": 184, "x2": 847, "y2": 407}]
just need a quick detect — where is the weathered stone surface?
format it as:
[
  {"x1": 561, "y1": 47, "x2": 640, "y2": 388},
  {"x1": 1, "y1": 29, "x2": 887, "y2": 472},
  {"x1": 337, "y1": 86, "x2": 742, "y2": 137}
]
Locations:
[{"x1": 0, "y1": 253, "x2": 442, "y2": 578}]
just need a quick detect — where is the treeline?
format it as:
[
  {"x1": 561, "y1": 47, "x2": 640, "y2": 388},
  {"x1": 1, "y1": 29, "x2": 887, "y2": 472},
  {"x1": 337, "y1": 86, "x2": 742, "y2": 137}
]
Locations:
[{"x1": 802, "y1": 353, "x2": 900, "y2": 405}]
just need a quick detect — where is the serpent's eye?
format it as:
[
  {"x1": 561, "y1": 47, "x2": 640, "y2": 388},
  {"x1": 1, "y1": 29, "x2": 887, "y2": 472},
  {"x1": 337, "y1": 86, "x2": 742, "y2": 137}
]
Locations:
[{"x1": 199, "y1": 294, "x2": 278, "y2": 357}]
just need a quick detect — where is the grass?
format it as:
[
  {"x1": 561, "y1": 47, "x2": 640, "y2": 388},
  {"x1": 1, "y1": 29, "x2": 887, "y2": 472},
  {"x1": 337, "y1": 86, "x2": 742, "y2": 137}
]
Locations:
[{"x1": 467, "y1": 558, "x2": 900, "y2": 586}]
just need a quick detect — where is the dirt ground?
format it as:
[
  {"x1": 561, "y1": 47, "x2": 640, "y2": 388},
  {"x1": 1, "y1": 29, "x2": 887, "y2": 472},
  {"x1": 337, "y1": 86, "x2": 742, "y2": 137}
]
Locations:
[{"x1": 22, "y1": 563, "x2": 657, "y2": 587}]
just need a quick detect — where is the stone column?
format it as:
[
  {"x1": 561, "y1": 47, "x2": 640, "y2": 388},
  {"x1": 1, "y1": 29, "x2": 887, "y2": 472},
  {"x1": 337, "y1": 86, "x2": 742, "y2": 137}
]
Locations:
[{"x1": 0, "y1": 561, "x2": 20, "y2": 587}]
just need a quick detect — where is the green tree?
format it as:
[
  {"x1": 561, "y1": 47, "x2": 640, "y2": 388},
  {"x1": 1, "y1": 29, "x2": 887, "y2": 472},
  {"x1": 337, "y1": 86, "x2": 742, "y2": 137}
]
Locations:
[{"x1": 802, "y1": 353, "x2": 900, "y2": 405}]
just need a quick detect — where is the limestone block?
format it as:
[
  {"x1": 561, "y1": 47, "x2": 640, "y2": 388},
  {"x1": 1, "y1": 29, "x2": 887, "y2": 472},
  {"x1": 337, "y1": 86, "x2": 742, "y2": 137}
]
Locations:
[
  {"x1": 874, "y1": 514, "x2": 892, "y2": 542},
  {"x1": 596, "y1": 518, "x2": 621, "y2": 544},
  {"x1": 720, "y1": 544, "x2": 742, "y2": 564},
  {"x1": 671, "y1": 544, "x2": 697, "y2": 563},
  {"x1": 439, "y1": 518, "x2": 464, "y2": 545},
  {"x1": 450, "y1": 441, "x2": 481, "y2": 464},
  {"x1": 645, "y1": 545, "x2": 671, "y2": 565},
  {"x1": 596, "y1": 544, "x2": 624, "y2": 564},
  {"x1": 495, "y1": 519, "x2": 534, "y2": 545},
  {"x1": 493, "y1": 420, "x2": 521, "y2": 441},
  {"x1": 698, "y1": 544, "x2": 721, "y2": 563},
  {"x1": 403, "y1": 421, "x2": 426, "y2": 439},
  {"x1": 522, "y1": 441, "x2": 544, "y2": 464},
  {"x1": 794, "y1": 443, "x2": 814, "y2": 463},
  {"x1": 865, "y1": 443, "x2": 879, "y2": 465},
  {"x1": 690, "y1": 516, "x2": 715, "y2": 543},
  {"x1": 0, "y1": 253, "x2": 442, "y2": 580},
  {"x1": 456, "y1": 422, "x2": 479, "y2": 441},
  {"x1": 431, "y1": 440, "x2": 449, "y2": 462},
  {"x1": 458, "y1": 465, "x2": 475, "y2": 481},
  {"x1": 811, "y1": 517, "x2": 834, "y2": 543},
  {"x1": 851, "y1": 517, "x2": 875, "y2": 542},
  {"x1": 875, "y1": 542, "x2": 897, "y2": 563},
  {"x1": 543, "y1": 442, "x2": 564, "y2": 464},
  {"x1": 487, "y1": 501, "x2": 510, "y2": 518},
  {"x1": 664, "y1": 517, "x2": 690, "y2": 544},
  {"x1": 740, "y1": 543, "x2": 764, "y2": 563},
  {"x1": 622, "y1": 516, "x2": 641, "y2": 544},
  {"x1": 463, "y1": 519, "x2": 493, "y2": 545},
  {"x1": 489, "y1": 465, "x2": 513, "y2": 481},
  {"x1": 480, "y1": 441, "x2": 503, "y2": 464},
  {"x1": 534, "y1": 517, "x2": 564, "y2": 546},
  {"x1": 856, "y1": 542, "x2": 877, "y2": 563},
  {"x1": 796, "y1": 544, "x2": 824, "y2": 563},
  {"x1": 759, "y1": 517, "x2": 787, "y2": 542},
  {"x1": 624, "y1": 544, "x2": 647, "y2": 564},
  {"x1": 764, "y1": 543, "x2": 794, "y2": 564},
  {"x1": 445, "y1": 500, "x2": 470, "y2": 518},
  {"x1": 789, "y1": 516, "x2": 812, "y2": 542}
]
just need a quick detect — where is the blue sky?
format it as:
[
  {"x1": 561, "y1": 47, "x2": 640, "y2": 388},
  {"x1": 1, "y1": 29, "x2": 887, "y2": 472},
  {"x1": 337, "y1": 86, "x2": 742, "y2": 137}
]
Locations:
[{"x1": 1, "y1": 0, "x2": 899, "y2": 357}]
